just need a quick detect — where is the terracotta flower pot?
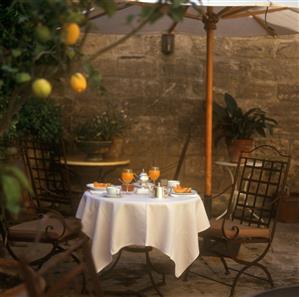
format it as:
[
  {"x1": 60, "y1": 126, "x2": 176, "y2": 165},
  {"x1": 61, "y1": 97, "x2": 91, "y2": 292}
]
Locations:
[{"x1": 227, "y1": 139, "x2": 254, "y2": 163}]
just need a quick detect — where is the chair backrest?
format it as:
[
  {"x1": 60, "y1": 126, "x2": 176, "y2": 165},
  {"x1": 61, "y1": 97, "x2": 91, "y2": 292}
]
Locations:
[
  {"x1": 20, "y1": 139, "x2": 71, "y2": 208},
  {"x1": 227, "y1": 145, "x2": 290, "y2": 230}
]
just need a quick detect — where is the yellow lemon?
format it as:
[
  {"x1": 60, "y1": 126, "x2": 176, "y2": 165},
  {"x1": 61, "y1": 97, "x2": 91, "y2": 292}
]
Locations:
[
  {"x1": 32, "y1": 79, "x2": 52, "y2": 98},
  {"x1": 70, "y1": 73, "x2": 87, "y2": 93},
  {"x1": 63, "y1": 23, "x2": 80, "y2": 45}
]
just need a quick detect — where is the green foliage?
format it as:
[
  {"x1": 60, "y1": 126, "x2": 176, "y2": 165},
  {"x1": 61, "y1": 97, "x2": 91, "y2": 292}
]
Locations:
[
  {"x1": 0, "y1": 0, "x2": 99, "y2": 105},
  {"x1": 214, "y1": 93, "x2": 278, "y2": 144},
  {"x1": 0, "y1": 165, "x2": 32, "y2": 214},
  {"x1": 0, "y1": 0, "x2": 192, "y2": 214},
  {"x1": 16, "y1": 98, "x2": 62, "y2": 143}
]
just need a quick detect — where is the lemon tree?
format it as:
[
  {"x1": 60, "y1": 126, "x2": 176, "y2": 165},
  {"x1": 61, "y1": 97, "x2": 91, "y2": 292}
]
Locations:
[{"x1": 0, "y1": 0, "x2": 188, "y2": 213}]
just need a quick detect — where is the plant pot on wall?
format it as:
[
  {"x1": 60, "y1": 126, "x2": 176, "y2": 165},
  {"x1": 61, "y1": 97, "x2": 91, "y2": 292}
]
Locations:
[
  {"x1": 76, "y1": 139, "x2": 112, "y2": 161},
  {"x1": 227, "y1": 139, "x2": 254, "y2": 163}
]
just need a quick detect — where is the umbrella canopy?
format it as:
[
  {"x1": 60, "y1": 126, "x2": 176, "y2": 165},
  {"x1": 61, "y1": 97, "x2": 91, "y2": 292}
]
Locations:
[
  {"x1": 88, "y1": 1, "x2": 299, "y2": 212},
  {"x1": 89, "y1": 1, "x2": 299, "y2": 36}
]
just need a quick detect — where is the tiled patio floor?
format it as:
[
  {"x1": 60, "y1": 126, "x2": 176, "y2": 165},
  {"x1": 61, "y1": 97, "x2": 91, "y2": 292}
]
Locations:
[{"x1": 39, "y1": 222, "x2": 299, "y2": 297}]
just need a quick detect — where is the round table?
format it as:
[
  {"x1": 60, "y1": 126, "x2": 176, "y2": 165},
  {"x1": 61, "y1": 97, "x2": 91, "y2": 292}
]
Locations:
[
  {"x1": 60, "y1": 155, "x2": 130, "y2": 181},
  {"x1": 76, "y1": 190, "x2": 210, "y2": 278}
]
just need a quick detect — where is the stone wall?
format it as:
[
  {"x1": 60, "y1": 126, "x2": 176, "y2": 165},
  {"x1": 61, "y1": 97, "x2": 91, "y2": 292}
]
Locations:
[{"x1": 62, "y1": 33, "x2": 299, "y2": 196}]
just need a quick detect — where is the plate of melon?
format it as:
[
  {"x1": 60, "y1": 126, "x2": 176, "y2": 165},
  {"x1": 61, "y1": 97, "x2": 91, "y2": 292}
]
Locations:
[{"x1": 87, "y1": 182, "x2": 111, "y2": 191}]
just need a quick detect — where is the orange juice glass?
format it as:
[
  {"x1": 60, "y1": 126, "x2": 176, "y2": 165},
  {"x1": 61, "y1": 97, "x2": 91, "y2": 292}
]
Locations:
[
  {"x1": 121, "y1": 168, "x2": 134, "y2": 184},
  {"x1": 148, "y1": 166, "x2": 160, "y2": 183}
]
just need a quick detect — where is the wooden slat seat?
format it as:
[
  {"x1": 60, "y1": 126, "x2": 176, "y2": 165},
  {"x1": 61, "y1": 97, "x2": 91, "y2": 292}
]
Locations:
[
  {"x1": 8, "y1": 217, "x2": 81, "y2": 243},
  {"x1": 206, "y1": 218, "x2": 271, "y2": 240}
]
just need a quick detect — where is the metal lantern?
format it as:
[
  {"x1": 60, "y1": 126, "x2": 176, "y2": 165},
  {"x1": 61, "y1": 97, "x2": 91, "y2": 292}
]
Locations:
[{"x1": 161, "y1": 33, "x2": 175, "y2": 55}]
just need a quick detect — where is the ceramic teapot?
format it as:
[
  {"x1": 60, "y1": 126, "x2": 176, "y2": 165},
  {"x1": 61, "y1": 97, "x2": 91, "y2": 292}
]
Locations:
[{"x1": 137, "y1": 169, "x2": 149, "y2": 185}]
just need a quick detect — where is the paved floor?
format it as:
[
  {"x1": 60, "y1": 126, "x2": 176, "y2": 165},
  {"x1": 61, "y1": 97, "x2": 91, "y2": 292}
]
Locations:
[
  {"x1": 10, "y1": 222, "x2": 295, "y2": 297},
  {"x1": 96, "y1": 222, "x2": 299, "y2": 297},
  {"x1": 2, "y1": 222, "x2": 299, "y2": 297}
]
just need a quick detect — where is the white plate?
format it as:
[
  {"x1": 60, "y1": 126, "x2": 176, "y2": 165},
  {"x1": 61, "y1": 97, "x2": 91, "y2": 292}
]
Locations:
[
  {"x1": 86, "y1": 183, "x2": 107, "y2": 191},
  {"x1": 170, "y1": 190, "x2": 197, "y2": 197},
  {"x1": 103, "y1": 193, "x2": 122, "y2": 198}
]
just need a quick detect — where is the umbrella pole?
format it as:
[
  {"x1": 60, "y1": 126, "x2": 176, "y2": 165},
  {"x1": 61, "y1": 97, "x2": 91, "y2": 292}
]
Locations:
[{"x1": 204, "y1": 7, "x2": 217, "y2": 217}]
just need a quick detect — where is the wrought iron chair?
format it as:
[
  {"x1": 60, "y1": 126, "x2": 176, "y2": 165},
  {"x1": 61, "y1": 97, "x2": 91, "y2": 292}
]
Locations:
[
  {"x1": 20, "y1": 139, "x2": 80, "y2": 214},
  {"x1": 189, "y1": 145, "x2": 291, "y2": 297},
  {"x1": 0, "y1": 203, "x2": 82, "y2": 269},
  {"x1": 0, "y1": 142, "x2": 84, "y2": 271},
  {"x1": 0, "y1": 236, "x2": 104, "y2": 297}
]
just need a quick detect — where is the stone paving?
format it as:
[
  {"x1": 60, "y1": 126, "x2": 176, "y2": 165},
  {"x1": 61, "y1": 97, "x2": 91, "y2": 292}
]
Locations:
[{"x1": 39, "y1": 222, "x2": 299, "y2": 297}]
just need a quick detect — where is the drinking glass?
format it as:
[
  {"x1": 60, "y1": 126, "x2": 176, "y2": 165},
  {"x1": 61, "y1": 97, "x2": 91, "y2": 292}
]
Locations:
[
  {"x1": 148, "y1": 166, "x2": 160, "y2": 184},
  {"x1": 121, "y1": 169, "x2": 134, "y2": 189}
]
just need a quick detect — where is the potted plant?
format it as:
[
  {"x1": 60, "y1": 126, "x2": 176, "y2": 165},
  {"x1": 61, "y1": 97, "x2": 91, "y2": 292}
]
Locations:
[
  {"x1": 214, "y1": 93, "x2": 278, "y2": 162},
  {"x1": 75, "y1": 108, "x2": 128, "y2": 160}
]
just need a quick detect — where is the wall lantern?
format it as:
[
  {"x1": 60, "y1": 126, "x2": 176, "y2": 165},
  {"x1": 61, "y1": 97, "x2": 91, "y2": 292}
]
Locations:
[{"x1": 161, "y1": 33, "x2": 175, "y2": 55}]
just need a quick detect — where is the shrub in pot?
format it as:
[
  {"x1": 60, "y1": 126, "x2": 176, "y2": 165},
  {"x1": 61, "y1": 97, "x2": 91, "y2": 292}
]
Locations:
[
  {"x1": 75, "y1": 108, "x2": 128, "y2": 160},
  {"x1": 214, "y1": 93, "x2": 278, "y2": 162}
]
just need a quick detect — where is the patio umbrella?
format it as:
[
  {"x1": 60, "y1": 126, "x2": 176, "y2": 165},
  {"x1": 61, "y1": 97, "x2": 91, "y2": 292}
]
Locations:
[{"x1": 88, "y1": 0, "x2": 299, "y2": 213}]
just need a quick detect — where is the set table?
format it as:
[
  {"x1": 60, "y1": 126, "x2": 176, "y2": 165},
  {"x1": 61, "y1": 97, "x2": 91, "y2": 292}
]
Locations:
[{"x1": 76, "y1": 189, "x2": 210, "y2": 278}]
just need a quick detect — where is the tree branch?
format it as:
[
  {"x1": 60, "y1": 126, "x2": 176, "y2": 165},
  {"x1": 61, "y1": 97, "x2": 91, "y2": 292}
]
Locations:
[{"x1": 87, "y1": 4, "x2": 162, "y2": 62}]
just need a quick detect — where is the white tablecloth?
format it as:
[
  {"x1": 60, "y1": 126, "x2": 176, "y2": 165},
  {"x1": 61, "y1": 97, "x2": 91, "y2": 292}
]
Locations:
[{"x1": 76, "y1": 191, "x2": 210, "y2": 277}]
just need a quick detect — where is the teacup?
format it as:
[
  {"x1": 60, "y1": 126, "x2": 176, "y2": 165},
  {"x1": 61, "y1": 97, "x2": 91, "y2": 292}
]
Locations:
[
  {"x1": 167, "y1": 180, "x2": 180, "y2": 189},
  {"x1": 106, "y1": 186, "x2": 121, "y2": 197}
]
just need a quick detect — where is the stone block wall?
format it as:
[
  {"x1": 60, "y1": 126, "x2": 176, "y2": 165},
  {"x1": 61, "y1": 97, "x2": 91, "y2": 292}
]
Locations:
[{"x1": 61, "y1": 33, "x2": 299, "y2": 196}]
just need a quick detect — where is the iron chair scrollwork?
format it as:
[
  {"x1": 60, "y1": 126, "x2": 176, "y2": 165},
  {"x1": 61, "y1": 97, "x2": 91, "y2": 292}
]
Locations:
[
  {"x1": 20, "y1": 139, "x2": 79, "y2": 214},
  {"x1": 0, "y1": 236, "x2": 104, "y2": 297},
  {"x1": 1, "y1": 139, "x2": 83, "y2": 270},
  {"x1": 192, "y1": 145, "x2": 291, "y2": 297},
  {"x1": 0, "y1": 203, "x2": 82, "y2": 269}
]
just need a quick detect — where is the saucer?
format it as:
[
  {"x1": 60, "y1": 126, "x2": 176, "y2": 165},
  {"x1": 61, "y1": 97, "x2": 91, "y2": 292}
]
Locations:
[{"x1": 103, "y1": 193, "x2": 122, "y2": 198}]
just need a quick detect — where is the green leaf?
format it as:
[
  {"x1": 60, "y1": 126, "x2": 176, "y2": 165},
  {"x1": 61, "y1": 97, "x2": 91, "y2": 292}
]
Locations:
[
  {"x1": 4, "y1": 166, "x2": 32, "y2": 194},
  {"x1": 224, "y1": 93, "x2": 238, "y2": 115},
  {"x1": 1, "y1": 65, "x2": 19, "y2": 73},
  {"x1": 168, "y1": 6, "x2": 186, "y2": 22},
  {"x1": 12, "y1": 49, "x2": 22, "y2": 57},
  {"x1": 96, "y1": 0, "x2": 117, "y2": 17},
  {"x1": 127, "y1": 14, "x2": 134, "y2": 24},
  {"x1": 15, "y1": 72, "x2": 31, "y2": 84},
  {"x1": 1, "y1": 174, "x2": 21, "y2": 214}
]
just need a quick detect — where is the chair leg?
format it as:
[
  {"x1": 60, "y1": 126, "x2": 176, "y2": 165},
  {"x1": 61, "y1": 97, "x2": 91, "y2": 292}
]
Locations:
[
  {"x1": 7, "y1": 241, "x2": 59, "y2": 269},
  {"x1": 230, "y1": 262, "x2": 274, "y2": 297},
  {"x1": 182, "y1": 267, "x2": 190, "y2": 281},
  {"x1": 144, "y1": 249, "x2": 165, "y2": 297},
  {"x1": 254, "y1": 262, "x2": 274, "y2": 288},
  {"x1": 220, "y1": 257, "x2": 230, "y2": 275},
  {"x1": 70, "y1": 250, "x2": 87, "y2": 293},
  {"x1": 101, "y1": 250, "x2": 122, "y2": 277}
]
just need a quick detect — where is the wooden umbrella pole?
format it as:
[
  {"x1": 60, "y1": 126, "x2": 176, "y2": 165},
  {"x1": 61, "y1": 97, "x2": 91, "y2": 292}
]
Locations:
[{"x1": 203, "y1": 7, "x2": 218, "y2": 217}]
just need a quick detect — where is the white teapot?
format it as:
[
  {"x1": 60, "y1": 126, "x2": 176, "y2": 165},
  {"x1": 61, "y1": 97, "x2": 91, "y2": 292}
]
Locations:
[{"x1": 137, "y1": 169, "x2": 149, "y2": 185}]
